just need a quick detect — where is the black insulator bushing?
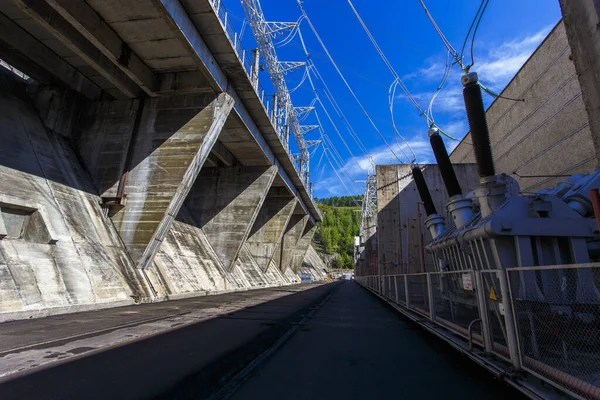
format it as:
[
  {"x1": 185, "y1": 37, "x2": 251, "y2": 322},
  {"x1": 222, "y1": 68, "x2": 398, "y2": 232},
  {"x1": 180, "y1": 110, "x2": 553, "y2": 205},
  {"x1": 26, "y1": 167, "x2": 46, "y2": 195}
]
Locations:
[
  {"x1": 463, "y1": 82, "x2": 495, "y2": 177},
  {"x1": 429, "y1": 133, "x2": 462, "y2": 198},
  {"x1": 412, "y1": 167, "x2": 437, "y2": 216}
]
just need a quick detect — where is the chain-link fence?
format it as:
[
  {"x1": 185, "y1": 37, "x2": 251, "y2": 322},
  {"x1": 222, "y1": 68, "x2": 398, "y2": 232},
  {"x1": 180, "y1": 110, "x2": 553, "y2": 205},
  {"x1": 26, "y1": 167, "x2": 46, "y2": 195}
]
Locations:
[
  {"x1": 430, "y1": 271, "x2": 481, "y2": 340},
  {"x1": 480, "y1": 269, "x2": 512, "y2": 361},
  {"x1": 356, "y1": 263, "x2": 600, "y2": 399},
  {"x1": 508, "y1": 265, "x2": 600, "y2": 400},
  {"x1": 396, "y1": 275, "x2": 406, "y2": 306},
  {"x1": 406, "y1": 273, "x2": 430, "y2": 316}
]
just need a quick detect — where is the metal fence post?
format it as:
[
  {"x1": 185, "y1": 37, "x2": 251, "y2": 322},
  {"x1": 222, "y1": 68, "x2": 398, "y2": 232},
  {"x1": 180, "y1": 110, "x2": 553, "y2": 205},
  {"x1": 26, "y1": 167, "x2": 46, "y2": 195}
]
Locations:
[
  {"x1": 394, "y1": 275, "x2": 399, "y2": 303},
  {"x1": 405, "y1": 276, "x2": 410, "y2": 308},
  {"x1": 498, "y1": 269, "x2": 522, "y2": 369},
  {"x1": 474, "y1": 271, "x2": 493, "y2": 353},
  {"x1": 427, "y1": 273, "x2": 435, "y2": 321}
]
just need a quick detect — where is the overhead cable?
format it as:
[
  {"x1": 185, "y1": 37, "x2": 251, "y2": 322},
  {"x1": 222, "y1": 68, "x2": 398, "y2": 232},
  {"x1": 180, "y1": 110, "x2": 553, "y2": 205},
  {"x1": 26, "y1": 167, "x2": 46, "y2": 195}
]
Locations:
[
  {"x1": 346, "y1": 0, "x2": 454, "y2": 148},
  {"x1": 297, "y1": 0, "x2": 405, "y2": 162},
  {"x1": 460, "y1": 0, "x2": 490, "y2": 71}
]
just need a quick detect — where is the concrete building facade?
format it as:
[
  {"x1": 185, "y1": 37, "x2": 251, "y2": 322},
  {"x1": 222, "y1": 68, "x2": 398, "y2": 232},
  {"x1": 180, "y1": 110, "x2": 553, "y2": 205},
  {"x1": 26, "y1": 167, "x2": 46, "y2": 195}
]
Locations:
[{"x1": 358, "y1": 164, "x2": 478, "y2": 277}]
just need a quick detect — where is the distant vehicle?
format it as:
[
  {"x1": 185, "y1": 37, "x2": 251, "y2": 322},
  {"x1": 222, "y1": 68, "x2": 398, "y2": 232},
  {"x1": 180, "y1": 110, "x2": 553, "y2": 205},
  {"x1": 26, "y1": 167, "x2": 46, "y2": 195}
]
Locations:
[{"x1": 342, "y1": 273, "x2": 353, "y2": 280}]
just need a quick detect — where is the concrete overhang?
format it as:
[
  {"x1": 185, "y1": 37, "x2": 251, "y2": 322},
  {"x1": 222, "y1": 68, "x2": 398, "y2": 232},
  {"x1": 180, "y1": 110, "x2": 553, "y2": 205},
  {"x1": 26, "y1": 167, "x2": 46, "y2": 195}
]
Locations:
[
  {"x1": 153, "y1": 0, "x2": 321, "y2": 223},
  {"x1": 0, "y1": 0, "x2": 321, "y2": 222}
]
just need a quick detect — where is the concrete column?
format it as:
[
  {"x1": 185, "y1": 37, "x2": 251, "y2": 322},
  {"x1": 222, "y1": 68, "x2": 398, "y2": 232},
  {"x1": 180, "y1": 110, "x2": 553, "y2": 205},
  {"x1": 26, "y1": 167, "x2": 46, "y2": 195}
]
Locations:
[
  {"x1": 275, "y1": 207, "x2": 309, "y2": 272},
  {"x1": 184, "y1": 165, "x2": 278, "y2": 271},
  {"x1": 559, "y1": 0, "x2": 600, "y2": 160},
  {"x1": 271, "y1": 94, "x2": 278, "y2": 130},
  {"x1": 111, "y1": 92, "x2": 235, "y2": 269},
  {"x1": 246, "y1": 188, "x2": 297, "y2": 271},
  {"x1": 251, "y1": 49, "x2": 260, "y2": 90},
  {"x1": 289, "y1": 222, "x2": 317, "y2": 273}
]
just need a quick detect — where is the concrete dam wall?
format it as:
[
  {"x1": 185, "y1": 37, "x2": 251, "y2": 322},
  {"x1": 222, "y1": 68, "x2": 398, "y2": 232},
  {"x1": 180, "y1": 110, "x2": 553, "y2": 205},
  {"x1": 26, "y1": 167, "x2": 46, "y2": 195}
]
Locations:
[{"x1": 0, "y1": 70, "x2": 326, "y2": 321}]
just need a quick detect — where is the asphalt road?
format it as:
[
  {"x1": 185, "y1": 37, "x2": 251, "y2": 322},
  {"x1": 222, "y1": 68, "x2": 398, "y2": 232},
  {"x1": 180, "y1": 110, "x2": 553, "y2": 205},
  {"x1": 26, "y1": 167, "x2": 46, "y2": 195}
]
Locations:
[
  {"x1": 0, "y1": 283, "x2": 338, "y2": 400},
  {"x1": 224, "y1": 282, "x2": 525, "y2": 400},
  {"x1": 0, "y1": 281, "x2": 525, "y2": 400}
]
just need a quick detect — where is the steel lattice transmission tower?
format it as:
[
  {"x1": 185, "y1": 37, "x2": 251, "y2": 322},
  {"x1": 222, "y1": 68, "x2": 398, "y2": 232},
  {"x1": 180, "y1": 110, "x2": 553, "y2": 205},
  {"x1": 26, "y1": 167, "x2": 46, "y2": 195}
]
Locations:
[
  {"x1": 241, "y1": 0, "x2": 311, "y2": 183},
  {"x1": 362, "y1": 173, "x2": 377, "y2": 218},
  {"x1": 360, "y1": 156, "x2": 377, "y2": 238}
]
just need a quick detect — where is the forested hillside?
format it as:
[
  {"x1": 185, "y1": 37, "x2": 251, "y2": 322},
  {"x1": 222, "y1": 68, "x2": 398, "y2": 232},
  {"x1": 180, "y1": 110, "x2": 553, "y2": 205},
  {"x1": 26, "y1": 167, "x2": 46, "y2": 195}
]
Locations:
[
  {"x1": 315, "y1": 195, "x2": 361, "y2": 207},
  {"x1": 313, "y1": 201, "x2": 361, "y2": 269}
]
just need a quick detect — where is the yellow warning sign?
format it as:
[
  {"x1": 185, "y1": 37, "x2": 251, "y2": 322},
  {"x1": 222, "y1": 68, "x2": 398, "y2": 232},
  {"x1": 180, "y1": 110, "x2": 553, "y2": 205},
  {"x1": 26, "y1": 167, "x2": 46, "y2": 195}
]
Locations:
[{"x1": 489, "y1": 286, "x2": 498, "y2": 301}]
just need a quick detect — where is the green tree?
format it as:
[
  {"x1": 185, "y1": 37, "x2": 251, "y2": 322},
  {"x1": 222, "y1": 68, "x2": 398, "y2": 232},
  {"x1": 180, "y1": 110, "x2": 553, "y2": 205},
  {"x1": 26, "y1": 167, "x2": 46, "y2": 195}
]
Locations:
[{"x1": 313, "y1": 200, "x2": 361, "y2": 269}]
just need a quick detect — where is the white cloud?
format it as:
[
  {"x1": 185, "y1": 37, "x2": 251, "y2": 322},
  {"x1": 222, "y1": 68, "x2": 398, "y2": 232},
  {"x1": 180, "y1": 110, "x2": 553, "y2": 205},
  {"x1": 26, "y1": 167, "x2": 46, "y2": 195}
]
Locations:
[
  {"x1": 477, "y1": 27, "x2": 551, "y2": 84},
  {"x1": 394, "y1": 26, "x2": 552, "y2": 143}
]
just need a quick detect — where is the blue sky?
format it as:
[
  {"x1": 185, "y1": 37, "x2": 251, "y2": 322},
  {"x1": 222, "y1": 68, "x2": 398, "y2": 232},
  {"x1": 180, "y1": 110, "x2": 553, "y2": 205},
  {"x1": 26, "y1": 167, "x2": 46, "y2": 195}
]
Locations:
[{"x1": 222, "y1": 0, "x2": 562, "y2": 198}]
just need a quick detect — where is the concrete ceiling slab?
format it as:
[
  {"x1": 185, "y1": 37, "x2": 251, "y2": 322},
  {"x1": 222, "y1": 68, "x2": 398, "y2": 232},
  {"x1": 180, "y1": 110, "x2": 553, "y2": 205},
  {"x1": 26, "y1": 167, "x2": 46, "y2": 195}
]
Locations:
[
  {"x1": 41, "y1": 37, "x2": 76, "y2": 58},
  {"x1": 86, "y1": 0, "x2": 161, "y2": 23},
  {"x1": 0, "y1": 1, "x2": 29, "y2": 19},
  {"x1": 110, "y1": 19, "x2": 175, "y2": 43},
  {"x1": 145, "y1": 56, "x2": 196, "y2": 71},
  {"x1": 180, "y1": 0, "x2": 213, "y2": 14},
  {"x1": 129, "y1": 39, "x2": 189, "y2": 60},
  {"x1": 189, "y1": 13, "x2": 223, "y2": 35},
  {"x1": 13, "y1": 17, "x2": 54, "y2": 40}
]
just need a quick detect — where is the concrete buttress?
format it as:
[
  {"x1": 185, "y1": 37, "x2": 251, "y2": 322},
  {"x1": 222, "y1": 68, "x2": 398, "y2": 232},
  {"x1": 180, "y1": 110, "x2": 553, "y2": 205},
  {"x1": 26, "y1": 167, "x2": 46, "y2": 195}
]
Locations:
[
  {"x1": 245, "y1": 188, "x2": 297, "y2": 271},
  {"x1": 0, "y1": 69, "x2": 149, "y2": 319},
  {"x1": 183, "y1": 165, "x2": 278, "y2": 271},
  {"x1": 110, "y1": 92, "x2": 235, "y2": 270},
  {"x1": 275, "y1": 209, "x2": 309, "y2": 272},
  {"x1": 289, "y1": 222, "x2": 317, "y2": 273}
]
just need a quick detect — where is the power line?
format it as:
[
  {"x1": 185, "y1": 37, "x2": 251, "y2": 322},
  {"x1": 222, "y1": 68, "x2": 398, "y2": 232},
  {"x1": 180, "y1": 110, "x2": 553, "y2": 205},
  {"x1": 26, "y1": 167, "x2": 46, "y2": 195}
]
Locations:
[
  {"x1": 295, "y1": 26, "x2": 370, "y2": 174},
  {"x1": 426, "y1": 50, "x2": 452, "y2": 123},
  {"x1": 297, "y1": 0, "x2": 405, "y2": 163},
  {"x1": 460, "y1": 0, "x2": 489, "y2": 71},
  {"x1": 346, "y1": 0, "x2": 456, "y2": 152},
  {"x1": 417, "y1": 0, "x2": 460, "y2": 63},
  {"x1": 309, "y1": 63, "x2": 370, "y2": 156}
]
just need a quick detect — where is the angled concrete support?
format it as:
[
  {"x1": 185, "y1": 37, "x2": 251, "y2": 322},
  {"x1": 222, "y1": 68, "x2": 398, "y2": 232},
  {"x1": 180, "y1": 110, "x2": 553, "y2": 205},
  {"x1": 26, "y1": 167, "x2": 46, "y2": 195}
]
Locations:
[
  {"x1": 111, "y1": 92, "x2": 235, "y2": 269},
  {"x1": 184, "y1": 165, "x2": 278, "y2": 271},
  {"x1": 275, "y1": 206, "x2": 309, "y2": 272},
  {"x1": 289, "y1": 222, "x2": 317, "y2": 273},
  {"x1": 246, "y1": 188, "x2": 297, "y2": 272}
]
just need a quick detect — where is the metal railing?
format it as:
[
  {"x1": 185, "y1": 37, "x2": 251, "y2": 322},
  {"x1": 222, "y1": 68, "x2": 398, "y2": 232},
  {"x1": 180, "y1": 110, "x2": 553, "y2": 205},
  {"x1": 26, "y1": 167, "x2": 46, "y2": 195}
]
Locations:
[
  {"x1": 356, "y1": 264, "x2": 600, "y2": 400},
  {"x1": 206, "y1": 0, "x2": 310, "y2": 193}
]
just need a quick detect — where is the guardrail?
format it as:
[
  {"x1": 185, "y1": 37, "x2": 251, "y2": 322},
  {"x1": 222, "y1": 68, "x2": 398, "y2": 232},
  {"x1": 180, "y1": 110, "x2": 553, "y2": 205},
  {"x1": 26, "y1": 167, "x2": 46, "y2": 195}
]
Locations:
[
  {"x1": 356, "y1": 264, "x2": 600, "y2": 400},
  {"x1": 207, "y1": 0, "x2": 311, "y2": 193}
]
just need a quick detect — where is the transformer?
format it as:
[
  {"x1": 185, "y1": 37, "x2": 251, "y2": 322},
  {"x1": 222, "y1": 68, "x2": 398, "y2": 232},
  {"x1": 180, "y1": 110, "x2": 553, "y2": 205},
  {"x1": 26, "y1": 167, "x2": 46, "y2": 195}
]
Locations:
[{"x1": 411, "y1": 72, "x2": 600, "y2": 352}]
